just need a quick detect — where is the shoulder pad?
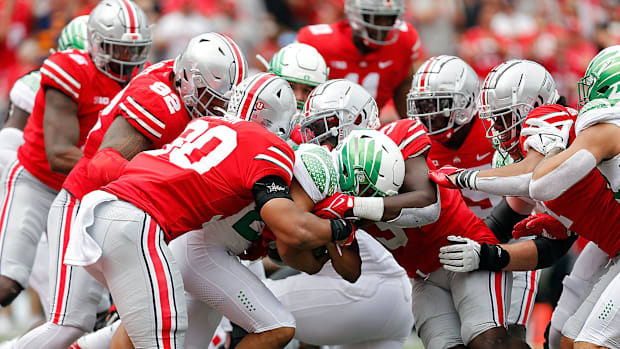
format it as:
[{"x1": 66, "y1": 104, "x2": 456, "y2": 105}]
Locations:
[
  {"x1": 576, "y1": 99, "x2": 620, "y2": 135},
  {"x1": 293, "y1": 144, "x2": 338, "y2": 203}
]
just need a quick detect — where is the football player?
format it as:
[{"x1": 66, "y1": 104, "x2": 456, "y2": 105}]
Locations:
[
  {"x1": 529, "y1": 46, "x2": 620, "y2": 349},
  {"x1": 0, "y1": 0, "x2": 151, "y2": 311},
  {"x1": 429, "y1": 58, "x2": 620, "y2": 349},
  {"x1": 63, "y1": 73, "x2": 355, "y2": 348},
  {"x1": 303, "y1": 86, "x2": 527, "y2": 349},
  {"x1": 265, "y1": 42, "x2": 329, "y2": 110},
  {"x1": 15, "y1": 32, "x2": 246, "y2": 349},
  {"x1": 0, "y1": 16, "x2": 89, "y2": 176},
  {"x1": 297, "y1": 0, "x2": 424, "y2": 124}
]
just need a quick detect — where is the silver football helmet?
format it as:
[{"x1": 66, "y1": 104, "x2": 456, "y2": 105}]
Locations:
[
  {"x1": 300, "y1": 79, "x2": 380, "y2": 147},
  {"x1": 174, "y1": 32, "x2": 248, "y2": 118},
  {"x1": 408, "y1": 55, "x2": 479, "y2": 143},
  {"x1": 226, "y1": 73, "x2": 297, "y2": 139},
  {"x1": 87, "y1": 0, "x2": 152, "y2": 83},
  {"x1": 345, "y1": 0, "x2": 406, "y2": 46},
  {"x1": 479, "y1": 59, "x2": 559, "y2": 157},
  {"x1": 268, "y1": 43, "x2": 329, "y2": 109}
]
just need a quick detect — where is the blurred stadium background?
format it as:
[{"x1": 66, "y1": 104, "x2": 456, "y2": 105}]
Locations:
[{"x1": 0, "y1": 0, "x2": 612, "y2": 347}]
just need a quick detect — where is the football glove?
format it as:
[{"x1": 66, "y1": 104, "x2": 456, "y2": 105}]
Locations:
[
  {"x1": 521, "y1": 118, "x2": 573, "y2": 155},
  {"x1": 428, "y1": 166, "x2": 479, "y2": 190},
  {"x1": 512, "y1": 213, "x2": 573, "y2": 240},
  {"x1": 439, "y1": 235, "x2": 481, "y2": 272},
  {"x1": 313, "y1": 192, "x2": 355, "y2": 219}
]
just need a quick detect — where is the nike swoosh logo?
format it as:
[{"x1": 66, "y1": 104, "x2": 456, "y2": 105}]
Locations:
[
  {"x1": 476, "y1": 152, "x2": 491, "y2": 161},
  {"x1": 378, "y1": 60, "x2": 393, "y2": 69}
]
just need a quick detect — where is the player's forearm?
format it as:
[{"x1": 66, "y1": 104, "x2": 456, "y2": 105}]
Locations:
[
  {"x1": 326, "y1": 241, "x2": 361, "y2": 283},
  {"x1": 499, "y1": 240, "x2": 538, "y2": 271},
  {"x1": 46, "y1": 146, "x2": 83, "y2": 174},
  {"x1": 530, "y1": 148, "x2": 595, "y2": 201},
  {"x1": 382, "y1": 186, "x2": 437, "y2": 221},
  {"x1": 276, "y1": 239, "x2": 328, "y2": 274}
]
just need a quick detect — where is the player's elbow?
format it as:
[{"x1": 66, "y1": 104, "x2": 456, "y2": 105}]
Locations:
[{"x1": 529, "y1": 178, "x2": 561, "y2": 202}]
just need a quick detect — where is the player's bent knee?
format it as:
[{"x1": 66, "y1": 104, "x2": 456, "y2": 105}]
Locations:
[
  {"x1": 508, "y1": 324, "x2": 527, "y2": 341},
  {"x1": 469, "y1": 327, "x2": 530, "y2": 349},
  {"x1": 0, "y1": 275, "x2": 23, "y2": 306}
]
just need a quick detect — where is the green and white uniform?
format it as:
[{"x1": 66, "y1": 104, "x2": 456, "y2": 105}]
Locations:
[
  {"x1": 263, "y1": 144, "x2": 413, "y2": 348},
  {"x1": 575, "y1": 99, "x2": 620, "y2": 201}
]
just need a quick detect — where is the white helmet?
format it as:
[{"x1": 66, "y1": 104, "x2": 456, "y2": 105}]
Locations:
[
  {"x1": 337, "y1": 129, "x2": 405, "y2": 197},
  {"x1": 174, "y1": 32, "x2": 247, "y2": 118},
  {"x1": 87, "y1": 0, "x2": 152, "y2": 83},
  {"x1": 226, "y1": 73, "x2": 297, "y2": 139},
  {"x1": 408, "y1": 55, "x2": 479, "y2": 143},
  {"x1": 268, "y1": 43, "x2": 329, "y2": 109},
  {"x1": 479, "y1": 59, "x2": 559, "y2": 156},
  {"x1": 300, "y1": 79, "x2": 380, "y2": 147},
  {"x1": 345, "y1": 0, "x2": 406, "y2": 46}
]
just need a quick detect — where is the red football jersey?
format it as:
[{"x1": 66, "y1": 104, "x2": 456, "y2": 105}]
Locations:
[
  {"x1": 103, "y1": 117, "x2": 295, "y2": 241},
  {"x1": 18, "y1": 49, "x2": 124, "y2": 191},
  {"x1": 63, "y1": 60, "x2": 191, "y2": 200},
  {"x1": 297, "y1": 20, "x2": 422, "y2": 110},
  {"x1": 519, "y1": 104, "x2": 620, "y2": 256},
  {"x1": 363, "y1": 119, "x2": 499, "y2": 277},
  {"x1": 427, "y1": 117, "x2": 501, "y2": 218}
]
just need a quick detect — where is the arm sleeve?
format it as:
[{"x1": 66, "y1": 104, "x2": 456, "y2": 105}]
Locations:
[
  {"x1": 484, "y1": 198, "x2": 529, "y2": 243},
  {"x1": 534, "y1": 235, "x2": 578, "y2": 269}
]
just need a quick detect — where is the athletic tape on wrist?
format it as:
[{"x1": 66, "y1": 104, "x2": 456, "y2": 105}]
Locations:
[{"x1": 352, "y1": 197, "x2": 384, "y2": 222}]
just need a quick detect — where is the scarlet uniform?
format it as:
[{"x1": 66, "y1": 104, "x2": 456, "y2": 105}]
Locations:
[
  {"x1": 366, "y1": 118, "x2": 499, "y2": 276},
  {"x1": 44, "y1": 60, "x2": 192, "y2": 335},
  {"x1": 104, "y1": 117, "x2": 295, "y2": 241},
  {"x1": 18, "y1": 49, "x2": 124, "y2": 190},
  {"x1": 63, "y1": 60, "x2": 189, "y2": 200},
  {"x1": 368, "y1": 118, "x2": 507, "y2": 348},
  {"x1": 0, "y1": 49, "x2": 125, "y2": 291},
  {"x1": 65, "y1": 117, "x2": 294, "y2": 348},
  {"x1": 427, "y1": 117, "x2": 500, "y2": 218},
  {"x1": 297, "y1": 21, "x2": 422, "y2": 110}
]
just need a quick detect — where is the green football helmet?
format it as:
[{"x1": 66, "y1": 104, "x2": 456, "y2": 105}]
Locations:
[
  {"x1": 337, "y1": 129, "x2": 405, "y2": 197},
  {"x1": 57, "y1": 15, "x2": 89, "y2": 51},
  {"x1": 578, "y1": 45, "x2": 620, "y2": 109},
  {"x1": 268, "y1": 43, "x2": 329, "y2": 109}
]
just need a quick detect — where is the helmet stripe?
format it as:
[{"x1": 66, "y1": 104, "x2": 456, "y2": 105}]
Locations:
[
  {"x1": 215, "y1": 33, "x2": 245, "y2": 86},
  {"x1": 418, "y1": 55, "x2": 438, "y2": 90},
  {"x1": 120, "y1": 0, "x2": 138, "y2": 34},
  {"x1": 240, "y1": 74, "x2": 277, "y2": 120}
]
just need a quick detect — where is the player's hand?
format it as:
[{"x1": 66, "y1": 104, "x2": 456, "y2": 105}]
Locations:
[
  {"x1": 521, "y1": 118, "x2": 573, "y2": 155},
  {"x1": 429, "y1": 166, "x2": 479, "y2": 190},
  {"x1": 239, "y1": 238, "x2": 269, "y2": 261},
  {"x1": 313, "y1": 192, "x2": 355, "y2": 219},
  {"x1": 428, "y1": 166, "x2": 462, "y2": 189},
  {"x1": 512, "y1": 213, "x2": 573, "y2": 240},
  {"x1": 438, "y1": 235, "x2": 481, "y2": 272}
]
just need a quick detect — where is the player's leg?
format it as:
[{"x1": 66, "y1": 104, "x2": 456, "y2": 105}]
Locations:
[
  {"x1": 549, "y1": 242, "x2": 609, "y2": 349},
  {"x1": 507, "y1": 270, "x2": 539, "y2": 340},
  {"x1": 169, "y1": 232, "x2": 295, "y2": 349},
  {"x1": 28, "y1": 234, "x2": 50, "y2": 317},
  {"x1": 84, "y1": 200, "x2": 187, "y2": 349},
  {"x1": 17, "y1": 190, "x2": 110, "y2": 349},
  {"x1": 411, "y1": 270, "x2": 465, "y2": 349},
  {"x1": 0, "y1": 161, "x2": 57, "y2": 305},
  {"x1": 562, "y1": 255, "x2": 620, "y2": 346},
  {"x1": 573, "y1": 268, "x2": 620, "y2": 349},
  {"x1": 263, "y1": 272, "x2": 412, "y2": 348},
  {"x1": 451, "y1": 269, "x2": 529, "y2": 349}
]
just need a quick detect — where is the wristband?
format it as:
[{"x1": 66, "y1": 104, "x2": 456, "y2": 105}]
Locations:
[
  {"x1": 352, "y1": 197, "x2": 384, "y2": 221},
  {"x1": 330, "y1": 219, "x2": 353, "y2": 242},
  {"x1": 454, "y1": 170, "x2": 479, "y2": 190},
  {"x1": 478, "y1": 243, "x2": 510, "y2": 271}
]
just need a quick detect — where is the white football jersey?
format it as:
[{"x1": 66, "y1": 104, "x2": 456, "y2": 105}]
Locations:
[{"x1": 576, "y1": 99, "x2": 620, "y2": 200}]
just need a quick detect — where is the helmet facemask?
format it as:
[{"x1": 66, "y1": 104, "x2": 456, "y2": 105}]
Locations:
[
  {"x1": 300, "y1": 107, "x2": 364, "y2": 148},
  {"x1": 407, "y1": 90, "x2": 471, "y2": 142},
  {"x1": 346, "y1": 0, "x2": 405, "y2": 46},
  {"x1": 90, "y1": 32, "x2": 150, "y2": 83},
  {"x1": 177, "y1": 67, "x2": 229, "y2": 118},
  {"x1": 479, "y1": 103, "x2": 532, "y2": 160}
]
